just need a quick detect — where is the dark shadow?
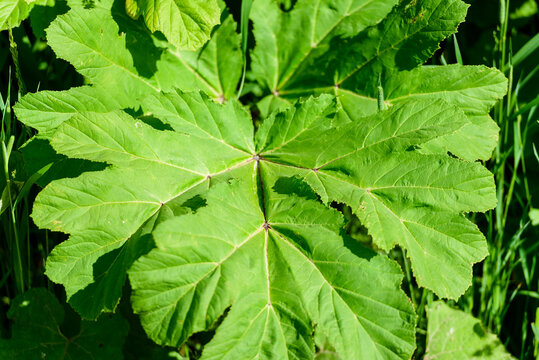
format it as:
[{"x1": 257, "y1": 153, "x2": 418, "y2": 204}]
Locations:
[
  {"x1": 125, "y1": 108, "x2": 174, "y2": 131},
  {"x1": 82, "y1": 0, "x2": 95, "y2": 8},
  {"x1": 184, "y1": 307, "x2": 231, "y2": 358},
  {"x1": 473, "y1": 322, "x2": 487, "y2": 337},
  {"x1": 272, "y1": 176, "x2": 318, "y2": 201},
  {"x1": 111, "y1": 0, "x2": 164, "y2": 80},
  {"x1": 21, "y1": 138, "x2": 107, "y2": 187},
  {"x1": 60, "y1": 301, "x2": 82, "y2": 338},
  {"x1": 118, "y1": 283, "x2": 177, "y2": 359},
  {"x1": 30, "y1": 0, "x2": 69, "y2": 39},
  {"x1": 341, "y1": 232, "x2": 377, "y2": 261},
  {"x1": 273, "y1": 227, "x2": 313, "y2": 256},
  {"x1": 182, "y1": 195, "x2": 207, "y2": 213},
  {"x1": 472, "y1": 343, "x2": 495, "y2": 357},
  {"x1": 69, "y1": 226, "x2": 156, "y2": 319}
]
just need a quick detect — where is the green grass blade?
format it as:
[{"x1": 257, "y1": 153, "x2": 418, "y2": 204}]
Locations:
[
  {"x1": 505, "y1": 33, "x2": 539, "y2": 72},
  {"x1": 453, "y1": 34, "x2": 463, "y2": 65}
]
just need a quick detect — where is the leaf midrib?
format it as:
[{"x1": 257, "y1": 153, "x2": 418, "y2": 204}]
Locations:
[{"x1": 272, "y1": 230, "x2": 390, "y2": 359}]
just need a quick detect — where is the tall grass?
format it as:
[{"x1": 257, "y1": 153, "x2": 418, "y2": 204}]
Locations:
[
  {"x1": 462, "y1": 1, "x2": 539, "y2": 358},
  {"x1": 1, "y1": 66, "x2": 26, "y2": 298},
  {"x1": 0, "y1": 32, "x2": 50, "y2": 305}
]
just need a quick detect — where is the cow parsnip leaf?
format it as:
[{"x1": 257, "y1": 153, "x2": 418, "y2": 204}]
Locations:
[
  {"x1": 251, "y1": 0, "x2": 507, "y2": 160},
  {"x1": 10, "y1": 1, "x2": 506, "y2": 356},
  {"x1": 0, "y1": 288, "x2": 128, "y2": 359},
  {"x1": 250, "y1": 0, "x2": 398, "y2": 92},
  {"x1": 31, "y1": 93, "x2": 420, "y2": 358},
  {"x1": 125, "y1": 0, "x2": 220, "y2": 51},
  {"x1": 424, "y1": 302, "x2": 516, "y2": 360}
]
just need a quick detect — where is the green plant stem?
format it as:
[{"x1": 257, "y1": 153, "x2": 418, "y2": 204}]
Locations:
[
  {"x1": 8, "y1": 28, "x2": 26, "y2": 95},
  {"x1": 416, "y1": 288, "x2": 430, "y2": 327},
  {"x1": 400, "y1": 247, "x2": 416, "y2": 305},
  {"x1": 2, "y1": 139, "x2": 24, "y2": 295}
]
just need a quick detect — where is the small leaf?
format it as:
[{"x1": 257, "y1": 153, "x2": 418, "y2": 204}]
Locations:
[{"x1": 425, "y1": 302, "x2": 516, "y2": 360}]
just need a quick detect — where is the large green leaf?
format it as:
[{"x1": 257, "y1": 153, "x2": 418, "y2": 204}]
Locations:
[
  {"x1": 251, "y1": 0, "x2": 507, "y2": 160},
  {"x1": 424, "y1": 302, "x2": 516, "y2": 359},
  {"x1": 25, "y1": 92, "x2": 495, "y2": 357},
  {"x1": 0, "y1": 288, "x2": 128, "y2": 359},
  {"x1": 125, "y1": 0, "x2": 220, "y2": 51}
]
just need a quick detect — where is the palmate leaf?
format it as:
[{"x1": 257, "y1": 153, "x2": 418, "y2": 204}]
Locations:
[
  {"x1": 424, "y1": 302, "x2": 515, "y2": 360},
  {"x1": 29, "y1": 91, "x2": 495, "y2": 357},
  {"x1": 12, "y1": 1, "x2": 504, "y2": 356},
  {"x1": 0, "y1": 288, "x2": 128, "y2": 359},
  {"x1": 250, "y1": 0, "x2": 507, "y2": 161}
]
